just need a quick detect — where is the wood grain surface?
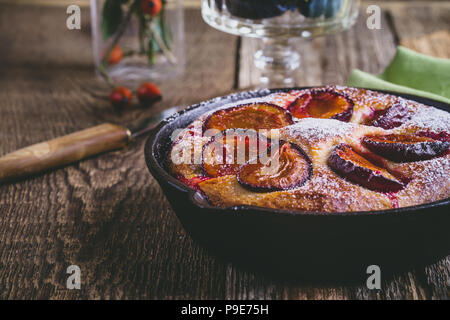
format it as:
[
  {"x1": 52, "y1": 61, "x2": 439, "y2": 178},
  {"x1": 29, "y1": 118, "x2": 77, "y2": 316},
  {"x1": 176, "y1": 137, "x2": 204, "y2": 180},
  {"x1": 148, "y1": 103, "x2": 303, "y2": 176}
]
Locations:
[{"x1": 0, "y1": 1, "x2": 449, "y2": 300}]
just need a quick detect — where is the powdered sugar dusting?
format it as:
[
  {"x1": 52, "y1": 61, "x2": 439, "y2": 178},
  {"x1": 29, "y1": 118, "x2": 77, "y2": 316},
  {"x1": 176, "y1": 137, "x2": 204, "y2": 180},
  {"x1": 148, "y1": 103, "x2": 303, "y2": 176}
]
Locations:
[
  {"x1": 203, "y1": 92, "x2": 292, "y2": 116},
  {"x1": 283, "y1": 118, "x2": 357, "y2": 142},
  {"x1": 402, "y1": 105, "x2": 450, "y2": 133},
  {"x1": 395, "y1": 155, "x2": 450, "y2": 206}
]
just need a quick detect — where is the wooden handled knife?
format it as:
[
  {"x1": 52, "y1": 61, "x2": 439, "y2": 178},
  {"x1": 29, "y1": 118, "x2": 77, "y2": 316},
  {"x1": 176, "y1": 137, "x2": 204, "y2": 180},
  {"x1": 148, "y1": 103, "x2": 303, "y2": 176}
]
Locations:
[{"x1": 0, "y1": 107, "x2": 178, "y2": 183}]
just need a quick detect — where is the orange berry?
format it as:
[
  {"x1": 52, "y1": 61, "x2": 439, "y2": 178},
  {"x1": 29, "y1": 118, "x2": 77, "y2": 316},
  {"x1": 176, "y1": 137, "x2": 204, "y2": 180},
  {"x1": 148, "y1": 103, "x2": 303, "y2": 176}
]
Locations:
[
  {"x1": 108, "y1": 45, "x2": 123, "y2": 65},
  {"x1": 110, "y1": 87, "x2": 132, "y2": 108},
  {"x1": 137, "y1": 82, "x2": 162, "y2": 106},
  {"x1": 141, "y1": 0, "x2": 162, "y2": 16}
]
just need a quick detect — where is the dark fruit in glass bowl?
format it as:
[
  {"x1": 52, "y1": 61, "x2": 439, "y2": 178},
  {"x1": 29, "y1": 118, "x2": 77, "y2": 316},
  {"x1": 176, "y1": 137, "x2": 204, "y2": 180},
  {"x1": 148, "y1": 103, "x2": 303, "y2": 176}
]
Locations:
[
  {"x1": 215, "y1": 0, "x2": 223, "y2": 11},
  {"x1": 202, "y1": 129, "x2": 271, "y2": 178},
  {"x1": 225, "y1": 0, "x2": 289, "y2": 20},
  {"x1": 324, "y1": 0, "x2": 342, "y2": 18},
  {"x1": 362, "y1": 134, "x2": 450, "y2": 163},
  {"x1": 237, "y1": 141, "x2": 312, "y2": 191},
  {"x1": 298, "y1": 0, "x2": 342, "y2": 18},
  {"x1": 288, "y1": 90, "x2": 353, "y2": 121},
  {"x1": 203, "y1": 102, "x2": 294, "y2": 132},
  {"x1": 328, "y1": 144, "x2": 404, "y2": 193}
]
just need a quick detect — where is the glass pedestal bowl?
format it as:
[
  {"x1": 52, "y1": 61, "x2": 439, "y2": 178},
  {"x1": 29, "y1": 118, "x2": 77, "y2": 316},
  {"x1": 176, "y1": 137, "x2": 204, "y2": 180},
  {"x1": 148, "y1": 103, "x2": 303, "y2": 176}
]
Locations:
[{"x1": 202, "y1": 0, "x2": 360, "y2": 87}]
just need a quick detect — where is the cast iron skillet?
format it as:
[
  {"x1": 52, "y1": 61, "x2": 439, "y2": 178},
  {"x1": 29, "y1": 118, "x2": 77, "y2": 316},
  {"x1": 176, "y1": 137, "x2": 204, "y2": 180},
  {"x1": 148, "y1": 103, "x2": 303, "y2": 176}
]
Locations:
[{"x1": 145, "y1": 88, "x2": 450, "y2": 280}]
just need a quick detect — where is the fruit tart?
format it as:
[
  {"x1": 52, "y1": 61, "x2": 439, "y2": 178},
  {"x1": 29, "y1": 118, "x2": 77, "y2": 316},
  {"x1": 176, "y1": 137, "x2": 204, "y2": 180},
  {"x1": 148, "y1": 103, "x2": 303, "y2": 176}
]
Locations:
[{"x1": 168, "y1": 86, "x2": 450, "y2": 213}]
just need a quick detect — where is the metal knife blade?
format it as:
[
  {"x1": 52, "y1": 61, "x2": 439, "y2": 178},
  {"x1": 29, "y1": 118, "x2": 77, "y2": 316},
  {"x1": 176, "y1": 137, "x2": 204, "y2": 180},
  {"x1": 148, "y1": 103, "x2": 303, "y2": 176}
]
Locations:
[{"x1": 128, "y1": 106, "x2": 179, "y2": 140}]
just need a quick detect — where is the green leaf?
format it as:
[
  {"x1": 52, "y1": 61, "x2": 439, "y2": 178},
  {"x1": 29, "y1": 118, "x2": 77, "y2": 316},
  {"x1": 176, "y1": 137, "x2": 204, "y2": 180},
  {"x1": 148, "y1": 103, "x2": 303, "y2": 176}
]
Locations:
[
  {"x1": 101, "y1": 0, "x2": 124, "y2": 40},
  {"x1": 151, "y1": 21, "x2": 162, "y2": 52},
  {"x1": 147, "y1": 38, "x2": 156, "y2": 65},
  {"x1": 151, "y1": 17, "x2": 172, "y2": 53},
  {"x1": 159, "y1": 16, "x2": 173, "y2": 51}
]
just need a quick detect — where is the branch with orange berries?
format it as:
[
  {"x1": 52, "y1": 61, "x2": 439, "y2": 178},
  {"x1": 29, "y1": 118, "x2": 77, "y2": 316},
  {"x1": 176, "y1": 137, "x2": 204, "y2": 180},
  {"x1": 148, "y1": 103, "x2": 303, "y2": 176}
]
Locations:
[
  {"x1": 110, "y1": 82, "x2": 162, "y2": 109},
  {"x1": 97, "y1": 0, "x2": 168, "y2": 108}
]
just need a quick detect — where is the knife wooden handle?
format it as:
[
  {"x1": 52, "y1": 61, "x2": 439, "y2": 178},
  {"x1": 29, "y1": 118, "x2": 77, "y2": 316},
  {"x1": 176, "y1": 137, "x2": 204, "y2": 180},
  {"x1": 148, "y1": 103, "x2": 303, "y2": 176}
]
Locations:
[{"x1": 0, "y1": 123, "x2": 130, "y2": 183}]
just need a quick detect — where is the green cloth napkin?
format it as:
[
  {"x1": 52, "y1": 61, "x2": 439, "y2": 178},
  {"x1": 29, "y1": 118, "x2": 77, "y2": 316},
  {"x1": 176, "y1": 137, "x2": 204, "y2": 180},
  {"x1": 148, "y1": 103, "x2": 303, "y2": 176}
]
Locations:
[{"x1": 346, "y1": 46, "x2": 450, "y2": 105}]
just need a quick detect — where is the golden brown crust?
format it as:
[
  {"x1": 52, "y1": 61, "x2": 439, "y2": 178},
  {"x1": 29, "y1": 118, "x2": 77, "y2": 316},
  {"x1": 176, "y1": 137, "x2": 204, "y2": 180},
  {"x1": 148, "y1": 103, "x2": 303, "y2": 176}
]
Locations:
[
  {"x1": 168, "y1": 86, "x2": 450, "y2": 212},
  {"x1": 199, "y1": 167, "x2": 393, "y2": 212}
]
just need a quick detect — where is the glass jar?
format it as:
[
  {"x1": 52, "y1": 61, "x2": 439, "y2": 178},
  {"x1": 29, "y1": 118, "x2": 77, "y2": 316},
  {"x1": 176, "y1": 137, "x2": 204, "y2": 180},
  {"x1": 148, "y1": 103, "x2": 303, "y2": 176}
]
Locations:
[{"x1": 91, "y1": 0, "x2": 185, "y2": 87}]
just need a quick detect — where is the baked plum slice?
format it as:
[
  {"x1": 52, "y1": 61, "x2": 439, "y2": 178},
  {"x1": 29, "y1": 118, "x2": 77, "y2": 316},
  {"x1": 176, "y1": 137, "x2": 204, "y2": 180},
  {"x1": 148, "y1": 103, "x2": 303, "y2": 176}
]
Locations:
[
  {"x1": 178, "y1": 175, "x2": 210, "y2": 191},
  {"x1": 202, "y1": 129, "x2": 271, "y2": 178},
  {"x1": 237, "y1": 141, "x2": 312, "y2": 191},
  {"x1": 369, "y1": 103, "x2": 411, "y2": 129},
  {"x1": 416, "y1": 131, "x2": 450, "y2": 143},
  {"x1": 203, "y1": 103, "x2": 294, "y2": 132},
  {"x1": 328, "y1": 144, "x2": 404, "y2": 193},
  {"x1": 362, "y1": 134, "x2": 450, "y2": 162},
  {"x1": 288, "y1": 90, "x2": 353, "y2": 121}
]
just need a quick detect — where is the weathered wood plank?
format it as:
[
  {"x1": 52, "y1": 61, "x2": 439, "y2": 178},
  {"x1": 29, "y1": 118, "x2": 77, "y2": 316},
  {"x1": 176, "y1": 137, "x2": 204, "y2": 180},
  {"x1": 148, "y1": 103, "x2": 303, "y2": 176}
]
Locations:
[
  {"x1": 0, "y1": 4, "x2": 237, "y2": 299},
  {"x1": 389, "y1": 4, "x2": 450, "y2": 58}
]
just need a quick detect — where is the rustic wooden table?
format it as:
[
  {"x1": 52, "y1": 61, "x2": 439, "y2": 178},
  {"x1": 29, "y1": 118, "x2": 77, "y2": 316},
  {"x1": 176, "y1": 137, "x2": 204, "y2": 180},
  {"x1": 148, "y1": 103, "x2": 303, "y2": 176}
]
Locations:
[{"x1": 0, "y1": 1, "x2": 449, "y2": 299}]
